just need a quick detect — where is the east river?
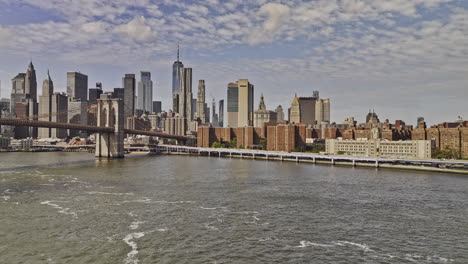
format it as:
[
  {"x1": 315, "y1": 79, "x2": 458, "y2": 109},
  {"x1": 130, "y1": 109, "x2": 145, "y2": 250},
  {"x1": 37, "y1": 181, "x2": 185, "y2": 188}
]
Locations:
[{"x1": 0, "y1": 152, "x2": 467, "y2": 263}]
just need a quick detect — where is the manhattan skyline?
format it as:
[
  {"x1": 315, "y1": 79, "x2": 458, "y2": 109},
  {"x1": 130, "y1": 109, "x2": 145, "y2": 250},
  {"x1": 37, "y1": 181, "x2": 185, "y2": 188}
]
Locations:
[{"x1": 0, "y1": 0, "x2": 467, "y2": 126}]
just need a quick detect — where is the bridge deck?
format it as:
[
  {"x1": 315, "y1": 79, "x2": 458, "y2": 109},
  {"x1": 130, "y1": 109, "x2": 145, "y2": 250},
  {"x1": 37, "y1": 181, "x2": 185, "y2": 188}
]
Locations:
[{"x1": 0, "y1": 118, "x2": 190, "y2": 141}]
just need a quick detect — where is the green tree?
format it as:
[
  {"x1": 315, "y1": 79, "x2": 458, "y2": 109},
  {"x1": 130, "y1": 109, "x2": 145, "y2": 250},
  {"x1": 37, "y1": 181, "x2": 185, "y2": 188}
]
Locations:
[{"x1": 229, "y1": 138, "x2": 237, "y2": 148}]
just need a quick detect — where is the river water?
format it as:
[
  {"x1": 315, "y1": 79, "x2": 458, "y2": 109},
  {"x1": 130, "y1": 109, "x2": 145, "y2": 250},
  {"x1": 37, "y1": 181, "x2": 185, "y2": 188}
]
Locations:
[{"x1": 0, "y1": 152, "x2": 467, "y2": 263}]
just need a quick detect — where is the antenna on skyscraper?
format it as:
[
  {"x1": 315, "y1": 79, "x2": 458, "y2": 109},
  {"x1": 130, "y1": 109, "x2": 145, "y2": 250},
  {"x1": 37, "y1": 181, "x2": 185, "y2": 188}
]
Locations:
[{"x1": 177, "y1": 43, "x2": 180, "y2": 62}]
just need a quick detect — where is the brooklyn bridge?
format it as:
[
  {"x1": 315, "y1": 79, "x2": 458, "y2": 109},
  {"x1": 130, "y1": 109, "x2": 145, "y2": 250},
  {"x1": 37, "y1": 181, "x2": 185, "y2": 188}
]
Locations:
[{"x1": 0, "y1": 98, "x2": 190, "y2": 158}]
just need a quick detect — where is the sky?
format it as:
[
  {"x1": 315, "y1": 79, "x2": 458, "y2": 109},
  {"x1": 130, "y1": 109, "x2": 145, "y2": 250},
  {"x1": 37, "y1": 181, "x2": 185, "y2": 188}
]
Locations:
[{"x1": 0, "y1": 0, "x2": 467, "y2": 126}]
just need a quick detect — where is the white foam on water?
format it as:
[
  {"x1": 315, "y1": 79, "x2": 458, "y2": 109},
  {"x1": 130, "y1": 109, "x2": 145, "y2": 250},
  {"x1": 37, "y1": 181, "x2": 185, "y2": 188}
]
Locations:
[
  {"x1": 129, "y1": 221, "x2": 145, "y2": 230},
  {"x1": 338, "y1": 241, "x2": 374, "y2": 252},
  {"x1": 128, "y1": 212, "x2": 137, "y2": 217},
  {"x1": 297, "y1": 241, "x2": 334, "y2": 248},
  {"x1": 2, "y1": 195, "x2": 10, "y2": 201},
  {"x1": 204, "y1": 222, "x2": 219, "y2": 231},
  {"x1": 87, "y1": 191, "x2": 134, "y2": 196},
  {"x1": 39, "y1": 184, "x2": 55, "y2": 186},
  {"x1": 200, "y1": 206, "x2": 227, "y2": 210},
  {"x1": 40, "y1": 201, "x2": 77, "y2": 217},
  {"x1": 123, "y1": 232, "x2": 145, "y2": 264},
  {"x1": 156, "y1": 228, "x2": 167, "y2": 232}
]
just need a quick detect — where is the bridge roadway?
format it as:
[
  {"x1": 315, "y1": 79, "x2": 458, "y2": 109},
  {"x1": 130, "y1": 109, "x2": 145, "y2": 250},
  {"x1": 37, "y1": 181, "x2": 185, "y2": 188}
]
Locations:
[
  {"x1": 0, "y1": 118, "x2": 189, "y2": 141},
  {"x1": 125, "y1": 145, "x2": 468, "y2": 170}
]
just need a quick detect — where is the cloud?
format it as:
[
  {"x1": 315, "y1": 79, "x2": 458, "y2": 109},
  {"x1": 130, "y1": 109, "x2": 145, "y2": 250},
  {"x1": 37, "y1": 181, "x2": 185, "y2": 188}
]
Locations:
[
  {"x1": 81, "y1": 21, "x2": 109, "y2": 34},
  {"x1": 246, "y1": 3, "x2": 290, "y2": 44},
  {"x1": 114, "y1": 16, "x2": 154, "y2": 41}
]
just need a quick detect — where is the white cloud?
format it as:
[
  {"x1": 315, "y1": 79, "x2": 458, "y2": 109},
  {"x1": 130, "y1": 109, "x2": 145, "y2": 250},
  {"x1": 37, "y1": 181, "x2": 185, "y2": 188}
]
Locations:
[
  {"x1": 246, "y1": 3, "x2": 290, "y2": 44},
  {"x1": 114, "y1": 16, "x2": 154, "y2": 41},
  {"x1": 81, "y1": 21, "x2": 109, "y2": 34}
]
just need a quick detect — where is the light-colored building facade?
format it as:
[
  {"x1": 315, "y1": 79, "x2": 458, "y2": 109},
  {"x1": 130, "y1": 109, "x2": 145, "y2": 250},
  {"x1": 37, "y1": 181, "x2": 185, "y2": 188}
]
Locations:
[
  {"x1": 326, "y1": 138, "x2": 432, "y2": 159},
  {"x1": 227, "y1": 79, "x2": 254, "y2": 128},
  {"x1": 254, "y1": 94, "x2": 277, "y2": 128},
  {"x1": 195, "y1": 80, "x2": 206, "y2": 123},
  {"x1": 275, "y1": 105, "x2": 284, "y2": 122},
  {"x1": 315, "y1": 98, "x2": 331, "y2": 124}
]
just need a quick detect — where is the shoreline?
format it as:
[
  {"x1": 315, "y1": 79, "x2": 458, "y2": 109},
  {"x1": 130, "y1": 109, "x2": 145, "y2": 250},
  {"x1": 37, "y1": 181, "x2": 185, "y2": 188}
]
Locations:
[{"x1": 155, "y1": 150, "x2": 468, "y2": 175}]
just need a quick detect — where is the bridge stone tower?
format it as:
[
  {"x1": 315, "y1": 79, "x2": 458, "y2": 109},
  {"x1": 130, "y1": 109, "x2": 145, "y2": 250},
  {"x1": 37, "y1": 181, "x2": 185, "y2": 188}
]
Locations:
[{"x1": 95, "y1": 98, "x2": 125, "y2": 158}]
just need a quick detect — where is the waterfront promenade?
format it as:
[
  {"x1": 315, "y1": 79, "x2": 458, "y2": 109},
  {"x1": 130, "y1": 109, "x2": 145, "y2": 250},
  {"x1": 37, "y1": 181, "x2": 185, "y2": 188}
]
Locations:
[{"x1": 136, "y1": 145, "x2": 468, "y2": 174}]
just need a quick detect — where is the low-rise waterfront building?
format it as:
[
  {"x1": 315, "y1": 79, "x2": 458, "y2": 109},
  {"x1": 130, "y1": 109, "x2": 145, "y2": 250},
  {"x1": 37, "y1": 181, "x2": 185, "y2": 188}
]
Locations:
[{"x1": 325, "y1": 138, "x2": 432, "y2": 159}]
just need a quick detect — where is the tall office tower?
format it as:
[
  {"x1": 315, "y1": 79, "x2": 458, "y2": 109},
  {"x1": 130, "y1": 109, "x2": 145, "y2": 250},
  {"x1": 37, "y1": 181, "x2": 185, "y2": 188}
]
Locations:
[
  {"x1": 25, "y1": 61, "x2": 37, "y2": 101},
  {"x1": 67, "y1": 72, "x2": 88, "y2": 102},
  {"x1": 275, "y1": 105, "x2": 284, "y2": 122},
  {"x1": 137, "y1": 71, "x2": 153, "y2": 113},
  {"x1": 196, "y1": 80, "x2": 206, "y2": 123},
  {"x1": 10, "y1": 73, "x2": 26, "y2": 116},
  {"x1": 289, "y1": 92, "x2": 320, "y2": 126},
  {"x1": 227, "y1": 79, "x2": 254, "y2": 128},
  {"x1": 178, "y1": 68, "x2": 193, "y2": 120},
  {"x1": 192, "y1": 98, "x2": 197, "y2": 119},
  {"x1": 88, "y1": 86, "x2": 103, "y2": 105},
  {"x1": 152, "y1": 101, "x2": 162, "y2": 113},
  {"x1": 38, "y1": 71, "x2": 54, "y2": 138},
  {"x1": 113, "y1": 88, "x2": 124, "y2": 100},
  {"x1": 289, "y1": 94, "x2": 300, "y2": 124},
  {"x1": 218, "y1": 99, "x2": 224, "y2": 128},
  {"x1": 123, "y1": 74, "x2": 136, "y2": 123},
  {"x1": 172, "y1": 45, "x2": 184, "y2": 113},
  {"x1": 315, "y1": 98, "x2": 331, "y2": 124},
  {"x1": 206, "y1": 106, "x2": 210, "y2": 123},
  {"x1": 68, "y1": 97, "x2": 88, "y2": 138},
  {"x1": 38, "y1": 71, "x2": 67, "y2": 138},
  {"x1": 211, "y1": 99, "x2": 218, "y2": 127},
  {"x1": 51, "y1": 93, "x2": 68, "y2": 138}
]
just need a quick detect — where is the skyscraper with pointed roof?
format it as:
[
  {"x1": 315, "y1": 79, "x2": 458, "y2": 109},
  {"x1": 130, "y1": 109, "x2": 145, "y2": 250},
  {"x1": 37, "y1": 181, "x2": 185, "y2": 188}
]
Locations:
[{"x1": 172, "y1": 45, "x2": 184, "y2": 112}]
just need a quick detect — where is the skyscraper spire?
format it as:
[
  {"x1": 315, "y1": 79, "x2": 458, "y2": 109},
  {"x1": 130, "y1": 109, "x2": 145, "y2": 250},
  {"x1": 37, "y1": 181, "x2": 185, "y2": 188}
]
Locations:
[{"x1": 177, "y1": 43, "x2": 180, "y2": 62}]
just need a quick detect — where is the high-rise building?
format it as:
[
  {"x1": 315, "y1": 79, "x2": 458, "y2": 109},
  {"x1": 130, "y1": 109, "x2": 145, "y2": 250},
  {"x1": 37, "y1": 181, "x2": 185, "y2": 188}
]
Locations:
[
  {"x1": 196, "y1": 80, "x2": 206, "y2": 123},
  {"x1": 211, "y1": 99, "x2": 219, "y2": 127},
  {"x1": 123, "y1": 74, "x2": 136, "y2": 123},
  {"x1": 25, "y1": 61, "x2": 37, "y2": 102},
  {"x1": 67, "y1": 72, "x2": 88, "y2": 102},
  {"x1": 178, "y1": 68, "x2": 193, "y2": 121},
  {"x1": 218, "y1": 99, "x2": 224, "y2": 128},
  {"x1": 254, "y1": 94, "x2": 277, "y2": 128},
  {"x1": 227, "y1": 79, "x2": 254, "y2": 127},
  {"x1": 152, "y1": 101, "x2": 162, "y2": 114},
  {"x1": 11, "y1": 73, "x2": 26, "y2": 116},
  {"x1": 38, "y1": 71, "x2": 67, "y2": 138},
  {"x1": 315, "y1": 98, "x2": 331, "y2": 124},
  {"x1": 275, "y1": 105, "x2": 284, "y2": 122},
  {"x1": 172, "y1": 45, "x2": 184, "y2": 113},
  {"x1": 113, "y1": 88, "x2": 124, "y2": 100},
  {"x1": 68, "y1": 98, "x2": 88, "y2": 138},
  {"x1": 88, "y1": 84, "x2": 103, "y2": 105},
  {"x1": 289, "y1": 91, "x2": 328, "y2": 126},
  {"x1": 137, "y1": 71, "x2": 153, "y2": 113}
]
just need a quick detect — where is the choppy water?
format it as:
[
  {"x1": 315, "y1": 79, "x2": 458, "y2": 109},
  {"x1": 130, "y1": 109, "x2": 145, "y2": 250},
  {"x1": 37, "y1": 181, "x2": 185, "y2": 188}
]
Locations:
[{"x1": 1, "y1": 152, "x2": 467, "y2": 263}]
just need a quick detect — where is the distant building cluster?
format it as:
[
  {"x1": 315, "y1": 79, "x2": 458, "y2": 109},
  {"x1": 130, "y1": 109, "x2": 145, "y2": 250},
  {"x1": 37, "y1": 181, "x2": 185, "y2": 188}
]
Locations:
[
  {"x1": 0, "y1": 47, "x2": 466, "y2": 160},
  {"x1": 198, "y1": 111, "x2": 468, "y2": 159}
]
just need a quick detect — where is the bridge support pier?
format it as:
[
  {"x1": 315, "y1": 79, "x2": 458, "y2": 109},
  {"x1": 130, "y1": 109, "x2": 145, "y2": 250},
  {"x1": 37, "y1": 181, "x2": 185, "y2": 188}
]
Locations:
[{"x1": 95, "y1": 99, "x2": 124, "y2": 158}]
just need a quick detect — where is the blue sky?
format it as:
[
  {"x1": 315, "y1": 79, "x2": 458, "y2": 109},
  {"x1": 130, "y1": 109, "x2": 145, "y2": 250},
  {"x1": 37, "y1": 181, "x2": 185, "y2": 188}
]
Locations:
[{"x1": 0, "y1": 0, "x2": 467, "y2": 126}]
